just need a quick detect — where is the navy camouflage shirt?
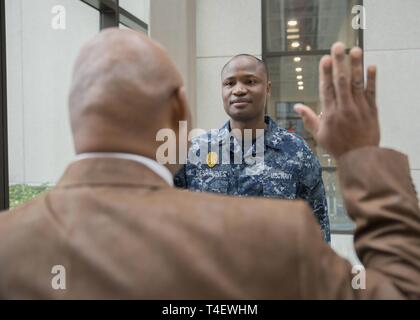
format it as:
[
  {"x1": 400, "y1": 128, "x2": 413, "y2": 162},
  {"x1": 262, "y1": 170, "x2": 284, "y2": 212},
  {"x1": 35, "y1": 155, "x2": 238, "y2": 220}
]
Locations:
[{"x1": 174, "y1": 116, "x2": 330, "y2": 242}]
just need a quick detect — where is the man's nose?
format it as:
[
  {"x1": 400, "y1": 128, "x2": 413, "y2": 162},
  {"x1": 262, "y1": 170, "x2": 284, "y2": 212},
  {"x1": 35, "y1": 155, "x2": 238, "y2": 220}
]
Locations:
[{"x1": 233, "y1": 85, "x2": 247, "y2": 96}]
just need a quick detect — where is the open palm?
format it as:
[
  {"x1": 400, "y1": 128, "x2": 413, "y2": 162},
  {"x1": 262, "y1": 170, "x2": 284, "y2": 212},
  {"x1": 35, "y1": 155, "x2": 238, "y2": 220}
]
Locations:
[{"x1": 295, "y1": 43, "x2": 380, "y2": 159}]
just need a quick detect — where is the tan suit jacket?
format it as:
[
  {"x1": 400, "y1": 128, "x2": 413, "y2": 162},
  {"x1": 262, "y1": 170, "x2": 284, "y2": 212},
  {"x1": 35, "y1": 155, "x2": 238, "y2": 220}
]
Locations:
[{"x1": 0, "y1": 147, "x2": 419, "y2": 299}]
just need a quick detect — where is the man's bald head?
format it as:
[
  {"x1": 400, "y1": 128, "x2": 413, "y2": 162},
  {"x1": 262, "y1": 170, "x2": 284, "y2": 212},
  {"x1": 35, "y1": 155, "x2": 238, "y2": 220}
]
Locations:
[{"x1": 69, "y1": 28, "x2": 189, "y2": 159}]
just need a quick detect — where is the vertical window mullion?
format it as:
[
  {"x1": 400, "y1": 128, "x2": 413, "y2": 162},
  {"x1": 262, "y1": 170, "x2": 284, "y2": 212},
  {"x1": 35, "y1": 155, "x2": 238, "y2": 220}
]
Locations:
[
  {"x1": 0, "y1": 0, "x2": 9, "y2": 211},
  {"x1": 100, "y1": 8, "x2": 118, "y2": 29},
  {"x1": 100, "y1": 0, "x2": 119, "y2": 30}
]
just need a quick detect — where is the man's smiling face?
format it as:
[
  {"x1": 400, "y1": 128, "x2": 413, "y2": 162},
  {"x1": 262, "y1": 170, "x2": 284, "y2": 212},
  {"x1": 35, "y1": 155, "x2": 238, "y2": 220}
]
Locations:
[{"x1": 221, "y1": 56, "x2": 271, "y2": 123}]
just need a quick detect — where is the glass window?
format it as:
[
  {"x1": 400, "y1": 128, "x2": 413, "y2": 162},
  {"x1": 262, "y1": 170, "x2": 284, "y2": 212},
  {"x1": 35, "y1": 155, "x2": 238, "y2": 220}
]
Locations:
[
  {"x1": 119, "y1": 14, "x2": 148, "y2": 33},
  {"x1": 263, "y1": 0, "x2": 361, "y2": 232},
  {"x1": 264, "y1": 0, "x2": 360, "y2": 53},
  {"x1": 6, "y1": 0, "x2": 100, "y2": 207},
  {"x1": 119, "y1": 0, "x2": 150, "y2": 24}
]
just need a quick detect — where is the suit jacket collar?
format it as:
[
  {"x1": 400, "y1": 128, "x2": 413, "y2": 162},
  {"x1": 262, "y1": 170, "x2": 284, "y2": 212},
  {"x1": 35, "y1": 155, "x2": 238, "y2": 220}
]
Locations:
[{"x1": 57, "y1": 158, "x2": 171, "y2": 190}]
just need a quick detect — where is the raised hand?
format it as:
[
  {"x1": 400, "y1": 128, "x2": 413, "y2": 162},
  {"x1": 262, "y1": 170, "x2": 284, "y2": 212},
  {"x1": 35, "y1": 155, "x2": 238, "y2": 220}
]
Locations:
[{"x1": 294, "y1": 42, "x2": 380, "y2": 159}]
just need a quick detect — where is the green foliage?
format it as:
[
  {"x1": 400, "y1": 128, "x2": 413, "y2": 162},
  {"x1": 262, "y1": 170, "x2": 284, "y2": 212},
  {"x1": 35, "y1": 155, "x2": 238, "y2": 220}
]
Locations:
[{"x1": 9, "y1": 184, "x2": 51, "y2": 208}]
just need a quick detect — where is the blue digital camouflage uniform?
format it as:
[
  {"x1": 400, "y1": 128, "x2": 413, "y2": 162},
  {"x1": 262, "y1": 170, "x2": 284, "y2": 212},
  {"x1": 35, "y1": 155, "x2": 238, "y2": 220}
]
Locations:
[{"x1": 174, "y1": 116, "x2": 330, "y2": 242}]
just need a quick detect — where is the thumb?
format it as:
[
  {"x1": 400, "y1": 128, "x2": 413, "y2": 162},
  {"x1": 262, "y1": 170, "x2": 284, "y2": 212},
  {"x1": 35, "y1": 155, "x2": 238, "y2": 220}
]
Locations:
[{"x1": 294, "y1": 104, "x2": 320, "y2": 138}]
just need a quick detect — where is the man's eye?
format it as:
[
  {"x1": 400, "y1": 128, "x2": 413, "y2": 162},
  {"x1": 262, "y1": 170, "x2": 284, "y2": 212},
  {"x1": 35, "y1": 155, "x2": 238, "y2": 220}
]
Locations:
[
  {"x1": 224, "y1": 82, "x2": 233, "y2": 86},
  {"x1": 246, "y1": 79, "x2": 256, "y2": 85}
]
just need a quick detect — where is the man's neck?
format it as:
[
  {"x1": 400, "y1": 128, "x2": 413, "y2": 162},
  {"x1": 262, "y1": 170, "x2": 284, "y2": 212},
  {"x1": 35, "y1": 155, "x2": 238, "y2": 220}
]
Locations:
[{"x1": 230, "y1": 116, "x2": 267, "y2": 141}]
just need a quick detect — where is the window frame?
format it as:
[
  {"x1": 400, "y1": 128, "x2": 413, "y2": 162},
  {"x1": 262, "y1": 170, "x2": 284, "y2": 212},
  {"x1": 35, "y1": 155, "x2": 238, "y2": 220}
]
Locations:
[
  {"x1": 0, "y1": 0, "x2": 148, "y2": 210},
  {"x1": 81, "y1": 0, "x2": 148, "y2": 32}
]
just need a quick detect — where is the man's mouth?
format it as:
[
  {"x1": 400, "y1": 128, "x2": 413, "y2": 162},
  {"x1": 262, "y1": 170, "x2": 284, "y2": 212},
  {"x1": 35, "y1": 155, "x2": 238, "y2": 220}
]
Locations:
[{"x1": 230, "y1": 98, "x2": 252, "y2": 108}]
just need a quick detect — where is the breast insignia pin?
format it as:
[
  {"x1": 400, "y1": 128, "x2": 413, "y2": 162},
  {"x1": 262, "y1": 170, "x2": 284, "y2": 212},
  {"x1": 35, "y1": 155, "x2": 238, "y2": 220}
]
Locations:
[{"x1": 206, "y1": 151, "x2": 218, "y2": 168}]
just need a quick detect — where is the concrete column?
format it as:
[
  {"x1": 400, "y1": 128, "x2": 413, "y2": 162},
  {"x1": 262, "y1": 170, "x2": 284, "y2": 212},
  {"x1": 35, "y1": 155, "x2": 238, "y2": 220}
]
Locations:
[
  {"x1": 364, "y1": 0, "x2": 420, "y2": 193},
  {"x1": 149, "y1": 0, "x2": 197, "y2": 126},
  {"x1": 195, "y1": 0, "x2": 262, "y2": 130}
]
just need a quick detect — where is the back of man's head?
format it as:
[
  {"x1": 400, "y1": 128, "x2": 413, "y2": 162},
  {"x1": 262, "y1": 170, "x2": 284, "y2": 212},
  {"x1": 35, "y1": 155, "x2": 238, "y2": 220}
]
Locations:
[{"x1": 69, "y1": 28, "x2": 190, "y2": 162}]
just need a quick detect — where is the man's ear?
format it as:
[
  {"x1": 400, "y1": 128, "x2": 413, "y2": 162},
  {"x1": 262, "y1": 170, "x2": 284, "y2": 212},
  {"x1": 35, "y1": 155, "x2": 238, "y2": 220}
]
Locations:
[
  {"x1": 171, "y1": 86, "x2": 192, "y2": 131},
  {"x1": 168, "y1": 86, "x2": 192, "y2": 173},
  {"x1": 264, "y1": 81, "x2": 272, "y2": 112},
  {"x1": 267, "y1": 81, "x2": 272, "y2": 96}
]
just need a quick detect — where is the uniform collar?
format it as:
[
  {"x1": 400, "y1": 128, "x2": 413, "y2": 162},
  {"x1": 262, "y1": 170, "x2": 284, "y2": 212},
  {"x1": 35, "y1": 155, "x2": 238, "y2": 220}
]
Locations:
[
  {"x1": 216, "y1": 116, "x2": 286, "y2": 151},
  {"x1": 264, "y1": 116, "x2": 287, "y2": 150}
]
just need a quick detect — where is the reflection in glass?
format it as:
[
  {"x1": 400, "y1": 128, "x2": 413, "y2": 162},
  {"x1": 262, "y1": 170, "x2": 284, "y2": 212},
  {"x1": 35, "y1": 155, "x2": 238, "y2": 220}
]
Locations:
[
  {"x1": 265, "y1": 0, "x2": 360, "y2": 52},
  {"x1": 320, "y1": 153, "x2": 354, "y2": 232},
  {"x1": 267, "y1": 55, "x2": 322, "y2": 150},
  {"x1": 265, "y1": 47, "x2": 355, "y2": 232}
]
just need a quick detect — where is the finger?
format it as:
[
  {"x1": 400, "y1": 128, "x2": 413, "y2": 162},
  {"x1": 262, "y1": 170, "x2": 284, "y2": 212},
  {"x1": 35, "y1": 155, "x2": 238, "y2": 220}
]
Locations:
[
  {"x1": 331, "y1": 42, "x2": 351, "y2": 107},
  {"x1": 350, "y1": 47, "x2": 364, "y2": 98},
  {"x1": 365, "y1": 65, "x2": 377, "y2": 109},
  {"x1": 294, "y1": 104, "x2": 320, "y2": 138},
  {"x1": 319, "y1": 55, "x2": 335, "y2": 110}
]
